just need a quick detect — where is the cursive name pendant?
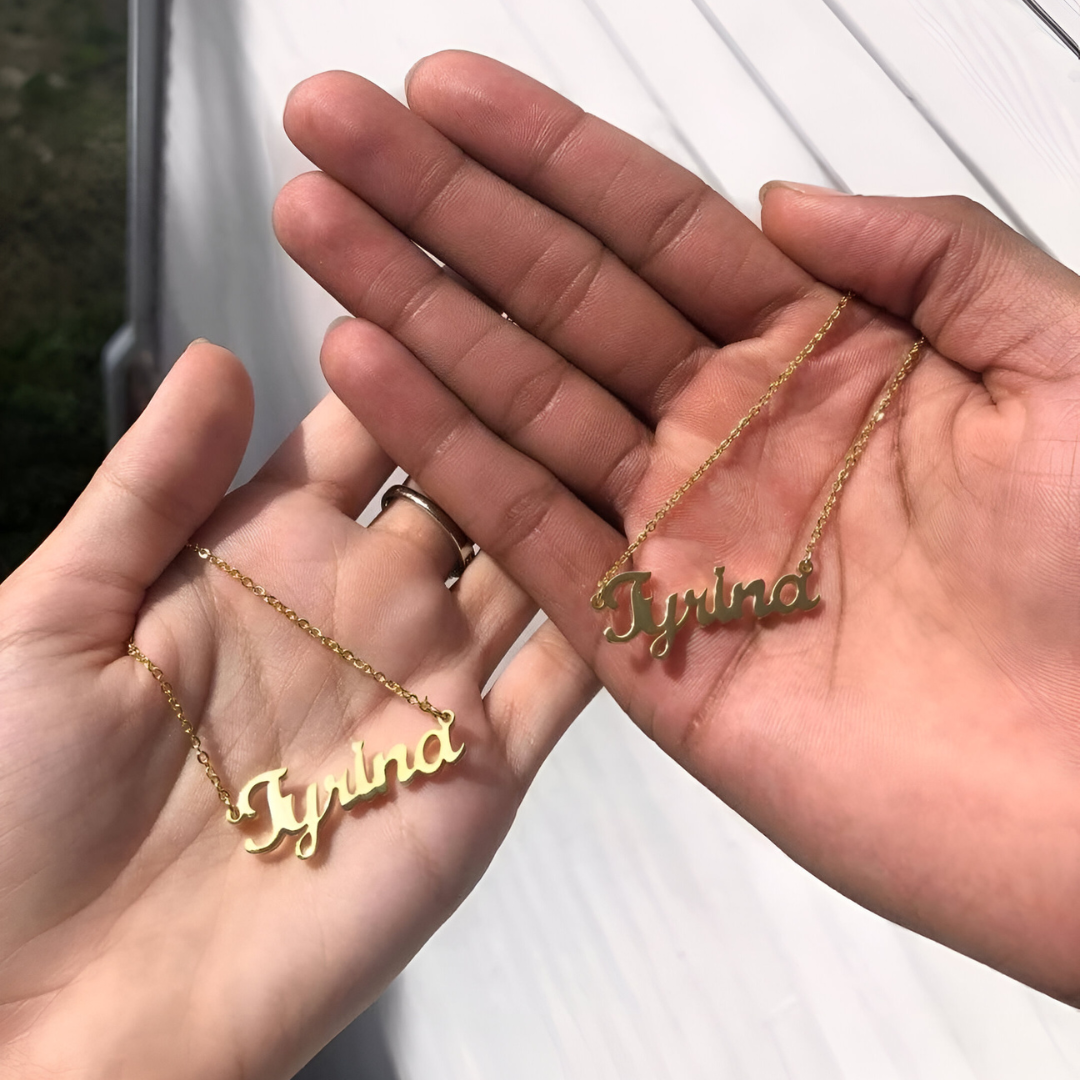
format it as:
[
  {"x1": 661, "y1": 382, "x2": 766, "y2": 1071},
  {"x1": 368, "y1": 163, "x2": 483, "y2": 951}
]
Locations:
[
  {"x1": 592, "y1": 295, "x2": 924, "y2": 658},
  {"x1": 596, "y1": 566, "x2": 819, "y2": 659},
  {"x1": 236, "y1": 712, "x2": 463, "y2": 859},
  {"x1": 129, "y1": 545, "x2": 464, "y2": 859}
]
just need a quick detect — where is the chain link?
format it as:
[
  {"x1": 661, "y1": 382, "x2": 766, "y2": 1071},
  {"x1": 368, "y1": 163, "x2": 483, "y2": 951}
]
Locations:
[
  {"x1": 797, "y1": 335, "x2": 924, "y2": 574},
  {"x1": 127, "y1": 641, "x2": 242, "y2": 822},
  {"x1": 187, "y1": 545, "x2": 453, "y2": 724},
  {"x1": 591, "y1": 292, "x2": 853, "y2": 608},
  {"x1": 592, "y1": 298, "x2": 926, "y2": 605},
  {"x1": 130, "y1": 546, "x2": 454, "y2": 813}
]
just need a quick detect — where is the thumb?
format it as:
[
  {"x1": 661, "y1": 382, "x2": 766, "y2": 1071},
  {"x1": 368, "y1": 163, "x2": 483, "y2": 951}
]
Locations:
[
  {"x1": 8, "y1": 341, "x2": 253, "y2": 646},
  {"x1": 759, "y1": 185, "x2": 1080, "y2": 391}
]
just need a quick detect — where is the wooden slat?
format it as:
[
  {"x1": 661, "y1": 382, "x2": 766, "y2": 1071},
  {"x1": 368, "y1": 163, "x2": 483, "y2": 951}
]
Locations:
[
  {"x1": 696, "y1": 0, "x2": 1016, "y2": 215},
  {"x1": 826, "y1": 0, "x2": 1080, "y2": 269}
]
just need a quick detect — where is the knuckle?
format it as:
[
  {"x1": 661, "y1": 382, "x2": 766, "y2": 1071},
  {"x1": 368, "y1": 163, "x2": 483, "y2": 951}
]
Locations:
[
  {"x1": 637, "y1": 183, "x2": 712, "y2": 272},
  {"x1": 493, "y1": 480, "x2": 559, "y2": 557},
  {"x1": 403, "y1": 152, "x2": 471, "y2": 233},
  {"x1": 522, "y1": 108, "x2": 591, "y2": 187}
]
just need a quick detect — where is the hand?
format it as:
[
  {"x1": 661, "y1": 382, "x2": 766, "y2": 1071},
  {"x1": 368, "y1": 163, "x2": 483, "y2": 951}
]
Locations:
[
  {"x1": 274, "y1": 54, "x2": 1080, "y2": 1001},
  {"x1": 0, "y1": 342, "x2": 595, "y2": 1076}
]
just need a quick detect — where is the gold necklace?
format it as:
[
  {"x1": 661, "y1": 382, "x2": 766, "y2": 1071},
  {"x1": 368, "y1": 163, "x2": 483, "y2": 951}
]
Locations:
[
  {"x1": 592, "y1": 294, "x2": 923, "y2": 658},
  {"x1": 129, "y1": 545, "x2": 463, "y2": 860}
]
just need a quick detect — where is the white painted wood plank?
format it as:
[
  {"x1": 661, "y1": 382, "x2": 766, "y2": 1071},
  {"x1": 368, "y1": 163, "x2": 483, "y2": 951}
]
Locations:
[
  {"x1": 695, "y1": 0, "x2": 1015, "y2": 219},
  {"x1": 827, "y1": 0, "x2": 1080, "y2": 269}
]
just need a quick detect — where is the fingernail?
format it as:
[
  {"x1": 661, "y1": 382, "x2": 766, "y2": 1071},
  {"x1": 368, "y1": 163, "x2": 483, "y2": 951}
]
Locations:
[
  {"x1": 189, "y1": 336, "x2": 211, "y2": 346},
  {"x1": 326, "y1": 315, "x2": 354, "y2": 334},
  {"x1": 759, "y1": 180, "x2": 852, "y2": 204}
]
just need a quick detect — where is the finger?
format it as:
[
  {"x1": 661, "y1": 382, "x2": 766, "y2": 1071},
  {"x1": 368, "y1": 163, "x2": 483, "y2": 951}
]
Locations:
[
  {"x1": 13, "y1": 342, "x2": 253, "y2": 649},
  {"x1": 321, "y1": 317, "x2": 621, "y2": 660},
  {"x1": 485, "y1": 618, "x2": 599, "y2": 784},
  {"x1": 453, "y1": 553, "x2": 539, "y2": 685},
  {"x1": 282, "y1": 69, "x2": 714, "y2": 421},
  {"x1": 254, "y1": 390, "x2": 392, "y2": 518},
  {"x1": 759, "y1": 185, "x2": 1080, "y2": 391},
  {"x1": 402, "y1": 51, "x2": 813, "y2": 345},
  {"x1": 279, "y1": 189, "x2": 651, "y2": 521}
]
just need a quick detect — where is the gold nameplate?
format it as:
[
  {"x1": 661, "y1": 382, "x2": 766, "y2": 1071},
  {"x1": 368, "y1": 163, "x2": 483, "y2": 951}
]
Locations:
[
  {"x1": 231, "y1": 713, "x2": 464, "y2": 859},
  {"x1": 597, "y1": 567, "x2": 819, "y2": 658}
]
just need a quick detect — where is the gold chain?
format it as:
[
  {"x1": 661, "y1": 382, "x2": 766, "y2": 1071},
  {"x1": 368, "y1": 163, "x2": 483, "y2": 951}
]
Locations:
[
  {"x1": 127, "y1": 641, "x2": 242, "y2": 822},
  {"x1": 797, "y1": 335, "x2": 923, "y2": 574},
  {"x1": 188, "y1": 545, "x2": 453, "y2": 722},
  {"x1": 592, "y1": 294, "x2": 923, "y2": 606},
  {"x1": 591, "y1": 292, "x2": 852, "y2": 608},
  {"x1": 130, "y1": 545, "x2": 454, "y2": 814}
]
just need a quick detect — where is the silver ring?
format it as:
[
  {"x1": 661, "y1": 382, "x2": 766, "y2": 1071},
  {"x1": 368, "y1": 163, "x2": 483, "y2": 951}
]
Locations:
[{"x1": 380, "y1": 480, "x2": 476, "y2": 579}]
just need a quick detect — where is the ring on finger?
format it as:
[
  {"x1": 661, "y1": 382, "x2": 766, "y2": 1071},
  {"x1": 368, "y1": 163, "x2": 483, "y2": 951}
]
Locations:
[{"x1": 380, "y1": 479, "x2": 476, "y2": 580}]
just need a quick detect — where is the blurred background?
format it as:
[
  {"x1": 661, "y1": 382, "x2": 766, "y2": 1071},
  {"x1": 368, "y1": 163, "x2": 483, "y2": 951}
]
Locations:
[{"x1": 0, "y1": 0, "x2": 125, "y2": 578}]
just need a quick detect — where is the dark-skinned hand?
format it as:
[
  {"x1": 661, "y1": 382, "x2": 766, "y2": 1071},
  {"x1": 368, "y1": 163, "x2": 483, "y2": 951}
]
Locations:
[{"x1": 274, "y1": 52, "x2": 1080, "y2": 1003}]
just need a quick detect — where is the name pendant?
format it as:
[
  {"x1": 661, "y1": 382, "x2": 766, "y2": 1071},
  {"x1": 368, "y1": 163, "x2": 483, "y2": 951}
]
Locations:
[
  {"x1": 232, "y1": 713, "x2": 465, "y2": 859},
  {"x1": 596, "y1": 566, "x2": 819, "y2": 659}
]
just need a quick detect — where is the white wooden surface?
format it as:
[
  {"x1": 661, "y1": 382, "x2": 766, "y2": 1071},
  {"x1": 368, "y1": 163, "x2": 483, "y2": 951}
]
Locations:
[{"x1": 158, "y1": 2, "x2": 1080, "y2": 1076}]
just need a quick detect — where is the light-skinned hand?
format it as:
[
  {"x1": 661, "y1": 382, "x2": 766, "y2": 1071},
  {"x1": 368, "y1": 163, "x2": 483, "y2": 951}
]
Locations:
[{"x1": 0, "y1": 341, "x2": 595, "y2": 1077}]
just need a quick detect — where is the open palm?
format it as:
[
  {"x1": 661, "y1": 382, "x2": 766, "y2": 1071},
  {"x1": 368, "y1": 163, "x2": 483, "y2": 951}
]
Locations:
[
  {"x1": 274, "y1": 54, "x2": 1080, "y2": 1001},
  {"x1": 0, "y1": 343, "x2": 594, "y2": 1076}
]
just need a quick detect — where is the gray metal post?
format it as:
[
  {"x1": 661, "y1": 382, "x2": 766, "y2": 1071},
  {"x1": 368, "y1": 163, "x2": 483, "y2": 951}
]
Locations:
[{"x1": 102, "y1": 0, "x2": 170, "y2": 445}]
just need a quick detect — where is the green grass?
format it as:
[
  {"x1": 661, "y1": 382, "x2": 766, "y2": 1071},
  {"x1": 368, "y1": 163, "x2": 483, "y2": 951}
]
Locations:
[{"x1": 0, "y1": 0, "x2": 126, "y2": 577}]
